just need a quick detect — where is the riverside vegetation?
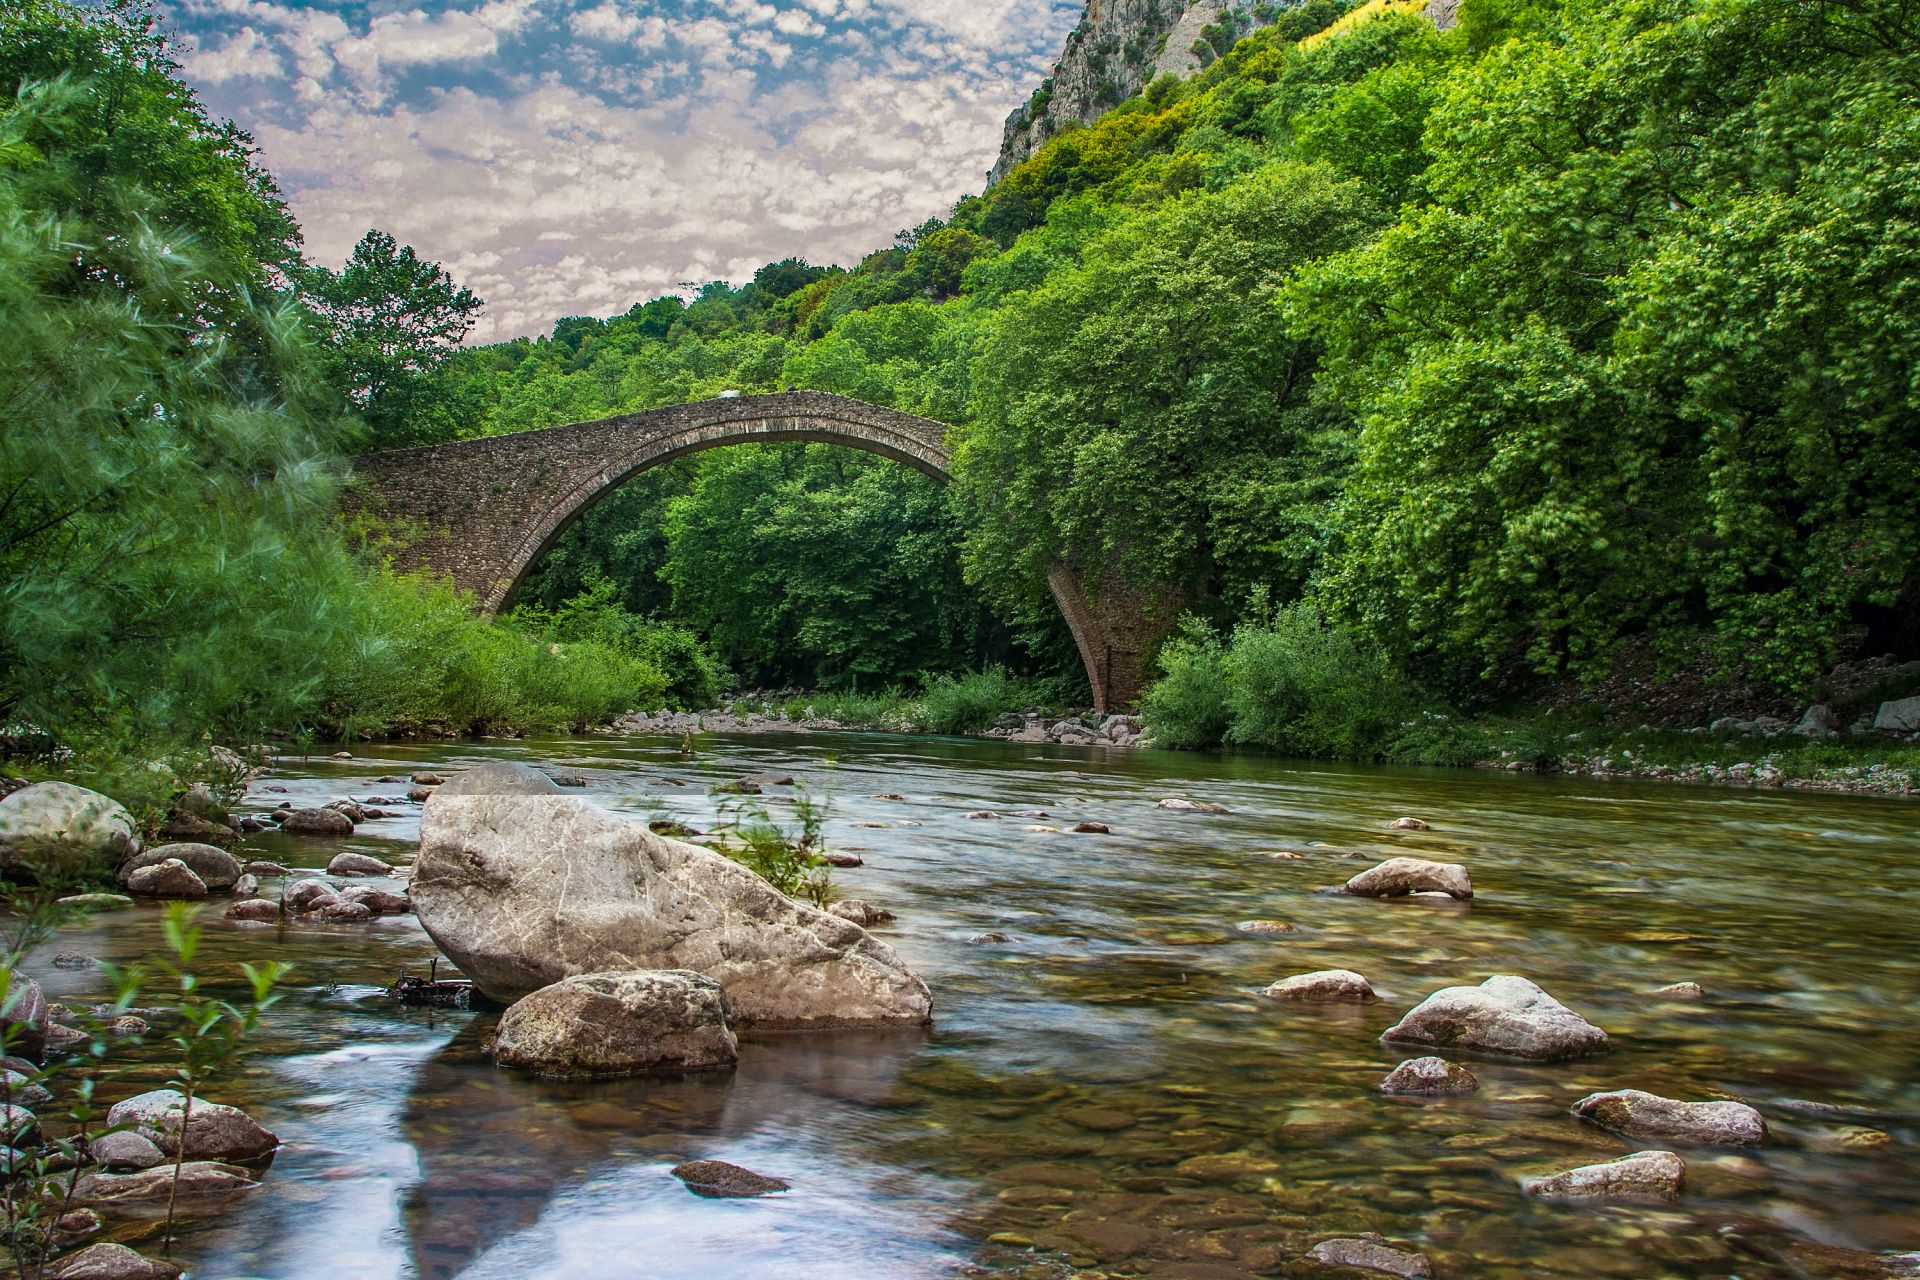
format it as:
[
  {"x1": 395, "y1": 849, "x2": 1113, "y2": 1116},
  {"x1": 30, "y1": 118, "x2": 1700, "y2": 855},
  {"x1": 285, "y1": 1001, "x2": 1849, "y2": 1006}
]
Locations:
[{"x1": 5, "y1": 0, "x2": 1920, "y2": 800}]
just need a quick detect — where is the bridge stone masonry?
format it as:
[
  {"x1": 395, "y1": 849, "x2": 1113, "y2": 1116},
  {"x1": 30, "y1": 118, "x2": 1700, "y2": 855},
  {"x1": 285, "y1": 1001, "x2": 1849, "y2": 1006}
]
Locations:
[{"x1": 345, "y1": 391, "x2": 1173, "y2": 712}]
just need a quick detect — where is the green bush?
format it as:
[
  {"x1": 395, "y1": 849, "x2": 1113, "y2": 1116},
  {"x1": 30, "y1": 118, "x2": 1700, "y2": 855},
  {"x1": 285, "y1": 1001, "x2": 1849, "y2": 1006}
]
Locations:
[
  {"x1": 514, "y1": 577, "x2": 726, "y2": 708},
  {"x1": 1223, "y1": 602, "x2": 1409, "y2": 758},
  {"x1": 921, "y1": 667, "x2": 1019, "y2": 736},
  {"x1": 1139, "y1": 625, "x2": 1232, "y2": 749}
]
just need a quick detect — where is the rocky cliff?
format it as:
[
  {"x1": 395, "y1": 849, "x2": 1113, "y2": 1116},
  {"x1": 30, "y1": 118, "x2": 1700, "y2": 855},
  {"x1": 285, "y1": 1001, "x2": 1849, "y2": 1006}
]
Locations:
[{"x1": 988, "y1": 0, "x2": 1278, "y2": 185}]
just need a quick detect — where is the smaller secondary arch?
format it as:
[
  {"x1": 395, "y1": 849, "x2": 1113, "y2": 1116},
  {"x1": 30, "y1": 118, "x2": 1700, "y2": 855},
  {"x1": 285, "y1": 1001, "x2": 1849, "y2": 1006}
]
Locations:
[{"x1": 346, "y1": 392, "x2": 1158, "y2": 711}]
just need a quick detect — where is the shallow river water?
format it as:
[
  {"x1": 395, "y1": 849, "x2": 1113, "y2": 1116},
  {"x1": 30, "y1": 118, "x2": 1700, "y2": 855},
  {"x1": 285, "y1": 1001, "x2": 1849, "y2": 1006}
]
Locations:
[{"x1": 24, "y1": 732, "x2": 1920, "y2": 1279}]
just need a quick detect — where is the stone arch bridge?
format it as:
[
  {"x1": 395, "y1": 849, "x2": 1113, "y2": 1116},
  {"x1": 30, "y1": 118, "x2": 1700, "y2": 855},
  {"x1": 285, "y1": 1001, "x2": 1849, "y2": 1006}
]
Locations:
[{"x1": 346, "y1": 391, "x2": 1169, "y2": 711}]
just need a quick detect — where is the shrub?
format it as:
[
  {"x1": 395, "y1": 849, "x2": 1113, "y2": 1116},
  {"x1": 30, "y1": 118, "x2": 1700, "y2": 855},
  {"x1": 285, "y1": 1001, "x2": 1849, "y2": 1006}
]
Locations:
[
  {"x1": 922, "y1": 667, "x2": 1019, "y2": 736},
  {"x1": 1140, "y1": 624, "x2": 1232, "y2": 749},
  {"x1": 1223, "y1": 602, "x2": 1409, "y2": 758}
]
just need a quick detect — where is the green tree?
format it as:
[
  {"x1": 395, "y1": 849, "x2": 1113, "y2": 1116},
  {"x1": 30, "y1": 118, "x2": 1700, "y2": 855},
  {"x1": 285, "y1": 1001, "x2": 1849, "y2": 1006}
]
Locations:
[{"x1": 300, "y1": 229, "x2": 483, "y2": 451}]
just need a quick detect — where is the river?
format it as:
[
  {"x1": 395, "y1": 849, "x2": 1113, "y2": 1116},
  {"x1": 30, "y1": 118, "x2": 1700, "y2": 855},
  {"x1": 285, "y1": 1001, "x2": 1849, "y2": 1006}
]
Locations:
[{"x1": 23, "y1": 731, "x2": 1920, "y2": 1278}]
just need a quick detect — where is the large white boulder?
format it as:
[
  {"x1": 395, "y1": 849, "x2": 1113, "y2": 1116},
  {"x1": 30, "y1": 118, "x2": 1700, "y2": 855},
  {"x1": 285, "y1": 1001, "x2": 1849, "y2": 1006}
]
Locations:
[
  {"x1": 1381, "y1": 975, "x2": 1609, "y2": 1061},
  {"x1": 0, "y1": 783, "x2": 138, "y2": 881},
  {"x1": 412, "y1": 792, "x2": 932, "y2": 1027}
]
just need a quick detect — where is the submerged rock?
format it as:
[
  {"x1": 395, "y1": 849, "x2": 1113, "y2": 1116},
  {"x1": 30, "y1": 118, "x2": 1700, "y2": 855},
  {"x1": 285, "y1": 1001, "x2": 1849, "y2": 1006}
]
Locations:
[
  {"x1": 1264, "y1": 970, "x2": 1377, "y2": 1003},
  {"x1": 1071, "y1": 821, "x2": 1111, "y2": 834},
  {"x1": 1379, "y1": 1056, "x2": 1478, "y2": 1095},
  {"x1": 119, "y1": 844, "x2": 241, "y2": 892},
  {"x1": 1344, "y1": 857, "x2": 1472, "y2": 900},
  {"x1": 488, "y1": 970, "x2": 737, "y2": 1079},
  {"x1": 0, "y1": 783, "x2": 139, "y2": 880},
  {"x1": 1236, "y1": 919, "x2": 1296, "y2": 935},
  {"x1": 1309, "y1": 1234, "x2": 1433, "y2": 1278},
  {"x1": 412, "y1": 791, "x2": 932, "y2": 1026},
  {"x1": 336, "y1": 884, "x2": 410, "y2": 914},
  {"x1": 225, "y1": 899, "x2": 282, "y2": 922},
  {"x1": 72, "y1": 1160, "x2": 257, "y2": 1206},
  {"x1": 820, "y1": 850, "x2": 863, "y2": 867},
  {"x1": 1386, "y1": 817, "x2": 1432, "y2": 831},
  {"x1": 1157, "y1": 798, "x2": 1227, "y2": 813},
  {"x1": 105, "y1": 1089, "x2": 277, "y2": 1161},
  {"x1": 123, "y1": 859, "x2": 206, "y2": 900},
  {"x1": 1381, "y1": 975, "x2": 1608, "y2": 1061},
  {"x1": 48, "y1": 1242, "x2": 181, "y2": 1280},
  {"x1": 1572, "y1": 1089, "x2": 1765, "y2": 1147},
  {"x1": 670, "y1": 1159, "x2": 788, "y2": 1198},
  {"x1": 1525, "y1": 1149, "x2": 1686, "y2": 1202},
  {"x1": 828, "y1": 899, "x2": 894, "y2": 927},
  {"x1": 1650, "y1": 981, "x2": 1706, "y2": 1000}
]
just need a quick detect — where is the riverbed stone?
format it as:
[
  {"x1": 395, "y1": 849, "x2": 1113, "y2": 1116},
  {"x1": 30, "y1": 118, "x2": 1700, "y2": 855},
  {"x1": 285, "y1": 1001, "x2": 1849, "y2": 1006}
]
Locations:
[
  {"x1": 72, "y1": 1160, "x2": 257, "y2": 1206},
  {"x1": 670, "y1": 1158, "x2": 788, "y2": 1198},
  {"x1": 105, "y1": 1089, "x2": 277, "y2": 1160},
  {"x1": 1157, "y1": 798, "x2": 1227, "y2": 813},
  {"x1": 1264, "y1": 970, "x2": 1377, "y2": 1003},
  {"x1": 1572, "y1": 1089, "x2": 1766, "y2": 1147},
  {"x1": 1309, "y1": 1234, "x2": 1433, "y2": 1277},
  {"x1": 284, "y1": 879, "x2": 339, "y2": 912},
  {"x1": 1872, "y1": 696, "x2": 1920, "y2": 733},
  {"x1": 2, "y1": 1069, "x2": 51, "y2": 1107},
  {"x1": 1379, "y1": 1056, "x2": 1478, "y2": 1095},
  {"x1": 327, "y1": 851, "x2": 393, "y2": 877},
  {"x1": 280, "y1": 808, "x2": 354, "y2": 836},
  {"x1": 1381, "y1": 975, "x2": 1608, "y2": 1061},
  {"x1": 1, "y1": 1103, "x2": 39, "y2": 1146},
  {"x1": 0, "y1": 783, "x2": 139, "y2": 881},
  {"x1": 436, "y1": 763, "x2": 557, "y2": 796},
  {"x1": 336, "y1": 884, "x2": 410, "y2": 914},
  {"x1": 1072, "y1": 821, "x2": 1110, "y2": 834},
  {"x1": 120, "y1": 844, "x2": 241, "y2": 892},
  {"x1": 489, "y1": 970, "x2": 737, "y2": 1079},
  {"x1": 1525, "y1": 1149, "x2": 1686, "y2": 1202},
  {"x1": 1387, "y1": 817, "x2": 1432, "y2": 831},
  {"x1": 1650, "y1": 981, "x2": 1706, "y2": 1000},
  {"x1": 124, "y1": 859, "x2": 206, "y2": 900},
  {"x1": 2, "y1": 977, "x2": 49, "y2": 1061},
  {"x1": 88, "y1": 1130, "x2": 166, "y2": 1171},
  {"x1": 225, "y1": 899, "x2": 281, "y2": 922},
  {"x1": 316, "y1": 899, "x2": 373, "y2": 921},
  {"x1": 828, "y1": 899, "x2": 894, "y2": 927},
  {"x1": 48, "y1": 1243, "x2": 181, "y2": 1280},
  {"x1": 243, "y1": 860, "x2": 290, "y2": 878},
  {"x1": 56, "y1": 894, "x2": 132, "y2": 912},
  {"x1": 413, "y1": 792, "x2": 933, "y2": 1026},
  {"x1": 1344, "y1": 857, "x2": 1472, "y2": 900}
]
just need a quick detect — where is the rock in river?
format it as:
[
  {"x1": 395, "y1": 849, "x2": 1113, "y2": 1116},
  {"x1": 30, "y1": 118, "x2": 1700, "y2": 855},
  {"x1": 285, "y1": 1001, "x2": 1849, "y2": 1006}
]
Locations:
[
  {"x1": 1344, "y1": 857, "x2": 1472, "y2": 900},
  {"x1": 488, "y1": 970, "x2": 737, "y2": 1079},
  {"x1": 280, "y1": 808, "x2": 353, "y2": 837},
  {"x1": 87, "y1": 1130, "x2": 167, "y2": 1171},
  {"x1": 1525, "y1": 1149, "x2": 1686, "y2": 1202},
  {"x1": 1381, "y1": 975, "x2": 1608, "y2": 1061},
  {"x1": 1572, "y1": 1089, "x2": 1766, "y2": 1146},
  {"x1": 670, "y1": 1159, "x2": 789, "y2": 1198},
  {"x1": 1309, "y1": 1234, "x2": 1432, "y2": 1278},
  {"x1": 828, "y1": 899, "x2": 894, "y2": 927},
  {"x1": 1379, "y1": 1056, "x2": 1478, "y2": 1095},
  {"x1": 48, "y1": 1243, "x2": 181, "y2": 1280},
  {"x1": 1157, "y1": 797, "x2": 1227, "y2": 813},
  {"x1": 123, "y1": 859, "x2": 206, "y2": 900},
  {"x1": 0, "y1": 783, "x2": 139, "y2": 880},
  {"x1": 106, "y1": 1089, "x2": 277, "y2": 1160},
  {"x1": 327, "y1": 851, "x2": 393, "y2": 877},
  {"x1": 412, "y1": 790, "x2": 932, "y2": 1026},
  {"x1": 1264, "y1": 969, "x2": 1377, "y2": 1002},
  {"x1": 2, "y1": 976, "x2": 49, "y2": 1061},
  {"x1": 436, "y1": 762, "x2": 559, "y2": 797},
  {"x1": 119, "y1": 844, "x2": 240, "y2": 892},
  {"x1": 72, "y1": 1161, "x2": 257, "y2": 1207}
]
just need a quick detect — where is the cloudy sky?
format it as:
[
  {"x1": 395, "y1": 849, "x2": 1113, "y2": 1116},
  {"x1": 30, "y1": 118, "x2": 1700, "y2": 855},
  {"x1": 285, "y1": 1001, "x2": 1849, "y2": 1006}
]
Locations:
[{"x1": 162, "y1": 0, "x2": 1082, "y2": 341}]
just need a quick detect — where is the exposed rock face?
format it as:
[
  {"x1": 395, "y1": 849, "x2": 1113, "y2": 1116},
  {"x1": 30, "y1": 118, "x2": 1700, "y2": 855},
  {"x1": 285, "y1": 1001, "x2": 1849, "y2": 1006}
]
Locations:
[
  {"x1": 1309, "y1": 1234, "x2": 1433, "y2": 1278},
  {"x1": 1344, "y1": 857, "x2": 1472, "y2": 900},
  {"x1": 1525, "y1": 1150, "x2": 1686, "y2": 1202},
  {"x1": 1874, "y1": 695, "x2": 1920, "y2": 732},
  {"x1": 1379, "y1": 1056, "x2": 1478, "y2": 1095},
  {"x1": 1572, "y1": 1089, "x2": 1766, "y2": 1147},
  {"x1": 0, "y1": 783, "x2": 139, "y2": 880},
  {"x1": 119, "y1": 844, "x2": 241, "y2": 892},
  {"x1": 670, "y1": 1159, "x2": 789, "y2": 1198},
  {"x1": 1264, "y1": 969, "x2": 1377, "y2": 1002},
  {"x1": 413, "y1": 793, "x2": 933, "y2": 1026},
  {"x1": 124, "y1": 859, "x2": 206, "y2": 900},
  {"x1": 991, "y1": 0, "x2": 1279, "y2": 185},
  {"x1": 1381, "y1": 975, "x2": 1609, "y2": 1061},
  {"x1": 106, "y1": 1090, "x2": 278, "y2": 1161},
  {"x1": 488, "y1": 970, "x2": 738, "y2": 1079}
]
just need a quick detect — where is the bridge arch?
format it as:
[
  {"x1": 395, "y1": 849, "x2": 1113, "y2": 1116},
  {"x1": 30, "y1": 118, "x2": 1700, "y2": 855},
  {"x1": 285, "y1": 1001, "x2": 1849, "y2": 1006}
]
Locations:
[{"x1": 346, "y1": 391, "x2": 1164, "y2": 712}]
